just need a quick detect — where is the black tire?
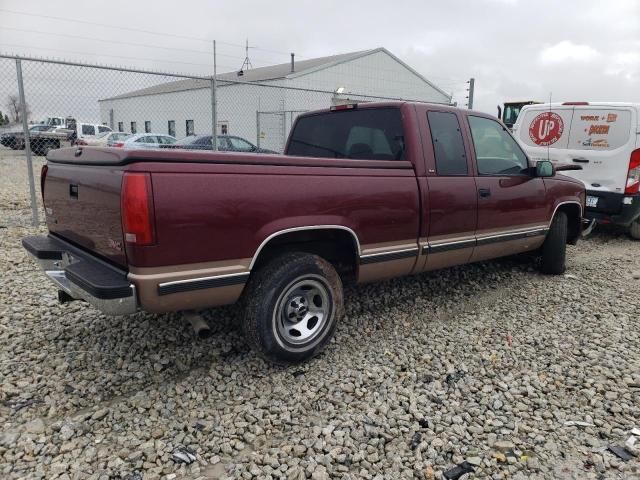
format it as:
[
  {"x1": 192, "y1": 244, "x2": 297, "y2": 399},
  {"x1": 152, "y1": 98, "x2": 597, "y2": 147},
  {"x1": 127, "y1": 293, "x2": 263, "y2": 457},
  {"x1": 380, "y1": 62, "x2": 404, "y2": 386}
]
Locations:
[
  {"x1": 540, "y1": 211, "x2": 568, "y2": 274},
  {"x1": 629, "y1": 219, "x2": 640, "y2": 240},
  {"x1": 241, "y1": 252, "x2": 344, "y2": 365}
]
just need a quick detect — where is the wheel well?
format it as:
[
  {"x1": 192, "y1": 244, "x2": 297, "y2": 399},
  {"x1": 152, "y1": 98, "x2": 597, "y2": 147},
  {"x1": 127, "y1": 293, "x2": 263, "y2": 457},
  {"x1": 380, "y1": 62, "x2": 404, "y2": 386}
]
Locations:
[
  {"x1": 252, "y1": 229, "x2": 359, "y2": 282},
  {"x1": 557, "y1": 203, "x2": 581, "y2": 245}
]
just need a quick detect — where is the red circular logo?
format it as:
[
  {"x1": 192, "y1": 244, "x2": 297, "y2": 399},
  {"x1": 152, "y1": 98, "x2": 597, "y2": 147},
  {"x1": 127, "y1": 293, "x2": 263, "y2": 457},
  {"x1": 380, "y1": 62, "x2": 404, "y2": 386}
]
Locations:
[{"x1": 529, "y1": 112, "x2": 564, "y2": 146}]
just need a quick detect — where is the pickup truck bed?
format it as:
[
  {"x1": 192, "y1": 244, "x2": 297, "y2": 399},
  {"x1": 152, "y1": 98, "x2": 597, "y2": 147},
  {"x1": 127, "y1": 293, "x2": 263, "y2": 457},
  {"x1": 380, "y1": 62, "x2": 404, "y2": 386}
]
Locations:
[{"x1": 24, "y1": 101, "x2": 587, "y2": 364}]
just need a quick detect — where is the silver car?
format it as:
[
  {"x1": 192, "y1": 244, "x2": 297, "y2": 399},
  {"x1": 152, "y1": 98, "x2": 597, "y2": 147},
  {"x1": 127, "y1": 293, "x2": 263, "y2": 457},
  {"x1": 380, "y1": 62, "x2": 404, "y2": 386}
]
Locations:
[{"x1": 121, "y1": 133, "x2": 176, "y2": 150}]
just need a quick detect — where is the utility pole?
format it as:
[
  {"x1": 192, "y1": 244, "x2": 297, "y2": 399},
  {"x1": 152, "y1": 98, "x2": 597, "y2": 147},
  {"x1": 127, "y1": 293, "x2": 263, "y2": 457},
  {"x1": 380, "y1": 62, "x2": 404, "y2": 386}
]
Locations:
[
  {"x1": 211, "y1": 40, "x2": 218, "y2": 151},
  {"x1": 466, "y1": 78, "x2": 475, "y2": 110}
]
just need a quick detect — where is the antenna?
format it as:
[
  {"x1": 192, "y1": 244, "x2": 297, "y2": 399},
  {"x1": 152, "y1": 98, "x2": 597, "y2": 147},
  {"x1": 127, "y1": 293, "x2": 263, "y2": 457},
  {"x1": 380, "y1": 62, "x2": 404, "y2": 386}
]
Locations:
[
  {"x1": 238, "y1": 38, "x2": 255, "y2": 74},
  {"x1": 547, "y1": 92, "x2": 552, "y2": 162}
]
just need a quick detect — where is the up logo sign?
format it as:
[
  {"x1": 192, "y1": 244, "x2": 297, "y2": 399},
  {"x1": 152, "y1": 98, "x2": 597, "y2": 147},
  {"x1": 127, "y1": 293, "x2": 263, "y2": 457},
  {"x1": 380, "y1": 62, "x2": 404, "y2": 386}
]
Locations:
[{"x1": 529, "y1": 112, "x2": 564, "y2": 146}]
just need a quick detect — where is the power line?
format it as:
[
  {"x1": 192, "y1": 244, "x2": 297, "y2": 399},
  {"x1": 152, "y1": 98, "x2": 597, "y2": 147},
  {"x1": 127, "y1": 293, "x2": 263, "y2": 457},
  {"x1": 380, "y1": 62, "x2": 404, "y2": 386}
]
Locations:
[
  {"x1": 0, "y1": 25, "x2": 247, "y2": 59},
  {"x1": 0, "y1": 8, "x2": 302, "y2": 59},
  {"x1": 1, "y1": 25, "x2": 291, "y2": 65},
  {"x1": 0, "y1": 43, "x2": 239, "y2": 71}
]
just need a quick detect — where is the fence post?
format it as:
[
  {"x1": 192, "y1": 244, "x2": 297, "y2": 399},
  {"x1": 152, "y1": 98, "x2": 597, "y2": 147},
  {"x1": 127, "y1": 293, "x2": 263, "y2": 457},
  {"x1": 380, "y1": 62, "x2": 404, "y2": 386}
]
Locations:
[
  {"x1": 211, "y1": 40, "x2": 218, "y2": 151},
  {"x1": 16, "y1": 58, "x2": 39, "y2": 226},
  {"x1": 256, "y1": 111, "x2": 260, "y2": 149}
]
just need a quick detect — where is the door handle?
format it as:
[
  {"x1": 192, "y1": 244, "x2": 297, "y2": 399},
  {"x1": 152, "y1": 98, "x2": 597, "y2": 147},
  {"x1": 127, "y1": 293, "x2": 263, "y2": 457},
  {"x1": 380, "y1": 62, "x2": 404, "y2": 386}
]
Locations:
[
  {"x1": 572, "y1": 158, "x2": 589, "y2": 163},
  {"x1": 478, "y1": 188, "x2": 491, "y2": 198}
]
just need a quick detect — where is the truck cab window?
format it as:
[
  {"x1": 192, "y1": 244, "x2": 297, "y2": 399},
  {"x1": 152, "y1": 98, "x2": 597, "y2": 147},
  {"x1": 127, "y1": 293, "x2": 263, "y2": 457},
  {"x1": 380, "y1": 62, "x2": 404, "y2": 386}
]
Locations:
[
  {"x1": 287, "y1": 108, "x2": 405, "y2": 160},
  {"x1": 427, "y1": 111, "x2": 467, "y2": 175},
  {"x1": 468, "y1": 116, "x2": 528, "y2": 175}
]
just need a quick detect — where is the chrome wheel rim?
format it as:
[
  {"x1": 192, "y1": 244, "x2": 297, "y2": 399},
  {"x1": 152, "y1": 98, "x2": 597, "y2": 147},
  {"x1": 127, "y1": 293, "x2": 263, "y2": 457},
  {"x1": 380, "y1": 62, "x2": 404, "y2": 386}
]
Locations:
[{"x1": 274, "y1": 276, "x2": 332, "y2": 346}]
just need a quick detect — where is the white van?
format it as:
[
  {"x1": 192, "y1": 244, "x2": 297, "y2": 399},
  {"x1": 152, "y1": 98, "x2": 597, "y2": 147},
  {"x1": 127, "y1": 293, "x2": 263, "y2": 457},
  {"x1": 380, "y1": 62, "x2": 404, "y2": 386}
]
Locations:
[{"x1": 513, "y1": 102, "x2": 640, "y2": 238}]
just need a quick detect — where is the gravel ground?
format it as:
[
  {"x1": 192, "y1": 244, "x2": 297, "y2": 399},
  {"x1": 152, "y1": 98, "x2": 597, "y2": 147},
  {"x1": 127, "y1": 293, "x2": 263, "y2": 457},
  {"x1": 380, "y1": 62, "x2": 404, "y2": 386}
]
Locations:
[{"x1": 1, "y1": 149, "x2": 639, "y2": 480}]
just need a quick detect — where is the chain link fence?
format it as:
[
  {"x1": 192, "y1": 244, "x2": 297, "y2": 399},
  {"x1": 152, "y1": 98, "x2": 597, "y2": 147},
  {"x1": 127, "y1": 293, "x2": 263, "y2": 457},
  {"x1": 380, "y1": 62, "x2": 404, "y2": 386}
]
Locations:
[{"x1": 0, "y1": 53, "x2": 450, "y2": 225}]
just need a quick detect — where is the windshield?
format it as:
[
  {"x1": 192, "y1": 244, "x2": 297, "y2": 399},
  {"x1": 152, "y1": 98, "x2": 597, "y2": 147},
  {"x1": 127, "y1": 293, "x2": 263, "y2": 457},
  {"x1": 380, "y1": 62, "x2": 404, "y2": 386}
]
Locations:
[
  {"x1": 96, "y1": 131, "x2": 110, "y2": 139},
  {"x1": 503, "y1": 105, "x2": 522, "y2": 126}
]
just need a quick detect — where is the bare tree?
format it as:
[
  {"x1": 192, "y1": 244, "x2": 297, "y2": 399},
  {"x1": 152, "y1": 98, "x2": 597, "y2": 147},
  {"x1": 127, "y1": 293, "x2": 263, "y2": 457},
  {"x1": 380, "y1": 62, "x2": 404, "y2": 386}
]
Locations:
[{"x1": 7, "y1": 94, "x2": 31, "y2": 123}]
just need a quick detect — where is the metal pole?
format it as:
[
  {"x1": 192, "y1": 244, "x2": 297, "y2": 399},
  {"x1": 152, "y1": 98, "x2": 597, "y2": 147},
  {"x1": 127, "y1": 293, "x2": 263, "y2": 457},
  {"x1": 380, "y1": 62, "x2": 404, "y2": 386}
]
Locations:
[
  {"x1": 211, "y1": 40, "x2": 218, "y2": 151},
  {"x1": 467, "y1": 78, "x2": 475, "y2": 110},
  {"x1": 16, "y1": 58, "x2": 39, "y2": 226},
  {"x1": 256, "y1": 111, "x2": 260, "y2": 148}
]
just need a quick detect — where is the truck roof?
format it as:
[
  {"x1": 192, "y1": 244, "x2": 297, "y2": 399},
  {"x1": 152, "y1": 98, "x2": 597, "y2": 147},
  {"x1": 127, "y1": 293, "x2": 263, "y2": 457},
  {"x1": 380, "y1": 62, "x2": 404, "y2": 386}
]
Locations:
[
  {"x1": 524, "y1": 102, "x2": 640, "y2": 108},
  {"x1": 296, "y1": 100, "x2": 481, "y2": 117}
]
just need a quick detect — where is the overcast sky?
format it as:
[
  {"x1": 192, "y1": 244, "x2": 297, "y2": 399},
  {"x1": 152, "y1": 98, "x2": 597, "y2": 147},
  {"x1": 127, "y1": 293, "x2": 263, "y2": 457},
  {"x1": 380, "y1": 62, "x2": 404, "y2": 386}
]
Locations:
[{"x1": 0, "y1": 0, "x2": 638, "y2": 115}]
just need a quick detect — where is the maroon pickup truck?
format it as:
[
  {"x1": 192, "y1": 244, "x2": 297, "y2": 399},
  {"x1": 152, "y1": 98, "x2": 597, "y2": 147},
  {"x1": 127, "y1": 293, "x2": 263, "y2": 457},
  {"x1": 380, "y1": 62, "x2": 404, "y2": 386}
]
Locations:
[{"x1": 23, "y1": 102, "x2": 587, "y2": 364}]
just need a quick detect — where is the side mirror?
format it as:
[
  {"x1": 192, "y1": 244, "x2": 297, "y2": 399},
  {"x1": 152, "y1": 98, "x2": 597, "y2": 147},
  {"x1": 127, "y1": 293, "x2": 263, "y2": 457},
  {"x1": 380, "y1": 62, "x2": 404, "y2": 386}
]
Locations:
[{"x1": 536, "y1": 160, "x2": 555, "y2": 177}]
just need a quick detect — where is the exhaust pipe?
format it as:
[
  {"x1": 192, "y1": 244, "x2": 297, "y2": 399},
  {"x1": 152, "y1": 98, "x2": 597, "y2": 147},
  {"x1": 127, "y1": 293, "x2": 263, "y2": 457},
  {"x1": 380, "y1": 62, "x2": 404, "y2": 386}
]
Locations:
[{"x1": 184, "y1": 311, "x2": 212, "y2": 339}]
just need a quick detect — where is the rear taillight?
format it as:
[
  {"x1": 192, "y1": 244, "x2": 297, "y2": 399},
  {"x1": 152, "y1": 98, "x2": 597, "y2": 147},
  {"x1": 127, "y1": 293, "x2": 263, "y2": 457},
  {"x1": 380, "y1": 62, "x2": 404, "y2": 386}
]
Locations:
[
  {"x1": 40, "y1": 164, "x2": 48, "y2": 203},
  {"x1": 112, "y1": 142, "x2": 124, "y2": 148},
  {"x1": 76, "y1": 139, "x2": 87, "y2": 146},
  {"x1": 625, "y1": 149, "x2": 640, "y2": 194},
  {"x1": 121, "y1": 172, "x2": 155, "y2": 246}
]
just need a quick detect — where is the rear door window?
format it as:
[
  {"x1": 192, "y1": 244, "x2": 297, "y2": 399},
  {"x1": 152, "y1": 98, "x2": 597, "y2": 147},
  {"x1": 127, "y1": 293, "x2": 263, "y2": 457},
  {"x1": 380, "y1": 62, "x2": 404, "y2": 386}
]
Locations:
[
  {"x1": 228, "y1": 137, "x2": 255, "y2": 151},
  {"x1": 468, "y1": 116, "x2": 529, "y2": 175},
  {"x1": 287, "y1": 108, "x2": 405, "y2": 160},
  {"x1": 567, "y1": 109, "x2": 632, "y2": 151},
  {"x1": 517, "y1": 107, "x2": 573, "y2": 149},
  {"x1": 81, "y1": 124, "x2": 95, "y2": 136},
  {"x1": 427, "y1": 111, "x2": 467, "y2": 175}
]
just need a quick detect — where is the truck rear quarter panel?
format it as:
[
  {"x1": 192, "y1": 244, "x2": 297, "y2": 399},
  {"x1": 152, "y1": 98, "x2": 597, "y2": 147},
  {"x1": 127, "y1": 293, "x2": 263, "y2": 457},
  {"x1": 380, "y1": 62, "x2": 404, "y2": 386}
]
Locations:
[{"x1": 125, "y1": 159, "x2": 420, "y2": 312}]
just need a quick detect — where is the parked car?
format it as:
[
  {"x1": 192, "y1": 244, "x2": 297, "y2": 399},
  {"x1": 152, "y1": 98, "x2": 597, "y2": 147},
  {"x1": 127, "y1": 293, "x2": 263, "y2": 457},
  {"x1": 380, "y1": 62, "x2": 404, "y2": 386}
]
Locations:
[
  {"x1": 0, "y1": 124, "x2": 70, "y2": 156},
  {"x1": 76, "y1": 131, "x2": 131, "y2": 147},
  {"x1": 1, "y1": 124, "x2": 53, "y2": 150},
  {"x1": 23, "y1": 101, "x2": 587, "y2": 364},
  {"x1": 115, "y1": 133, "x2": 176, "y2": 149},
  {"x1": 169, "y1": 134, "x2": 277, "y2": 153},
  {"x1": 513, "y1": 102, "x2": 640, "y2": 238}
]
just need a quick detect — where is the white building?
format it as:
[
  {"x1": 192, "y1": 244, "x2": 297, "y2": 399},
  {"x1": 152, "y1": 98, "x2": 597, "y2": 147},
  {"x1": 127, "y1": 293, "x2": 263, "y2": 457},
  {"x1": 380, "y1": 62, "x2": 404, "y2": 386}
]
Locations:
[{"x1": 99, "y1": 48, "x2": 451, "y2": 152}]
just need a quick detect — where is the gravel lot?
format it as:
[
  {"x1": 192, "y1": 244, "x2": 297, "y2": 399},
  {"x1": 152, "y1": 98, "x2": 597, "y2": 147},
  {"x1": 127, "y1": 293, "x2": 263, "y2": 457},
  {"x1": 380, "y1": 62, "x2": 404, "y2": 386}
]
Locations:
[{"x1": 1, "y1": 149, "x2": 639, "y2": 480}]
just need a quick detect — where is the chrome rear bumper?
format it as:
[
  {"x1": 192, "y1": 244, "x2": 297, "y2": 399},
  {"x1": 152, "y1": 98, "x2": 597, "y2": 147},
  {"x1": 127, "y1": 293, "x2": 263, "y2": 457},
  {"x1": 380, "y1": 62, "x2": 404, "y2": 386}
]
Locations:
[{"x1": 23, "y1": 235, "x2": 137, "y2": 316}]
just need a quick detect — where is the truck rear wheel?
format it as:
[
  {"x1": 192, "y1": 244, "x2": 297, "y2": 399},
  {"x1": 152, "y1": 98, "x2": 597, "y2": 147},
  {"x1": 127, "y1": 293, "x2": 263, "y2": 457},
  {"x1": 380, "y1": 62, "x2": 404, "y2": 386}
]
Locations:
[
  {"x1": 241, "y1": 253, "x2": 344, "y2": 365},
  {"x1": 629, "y1": 219, "x2": 640, "y2": 240},
  {"x1": 540, "y1": 211, "x2": 568, "y2": 274}
]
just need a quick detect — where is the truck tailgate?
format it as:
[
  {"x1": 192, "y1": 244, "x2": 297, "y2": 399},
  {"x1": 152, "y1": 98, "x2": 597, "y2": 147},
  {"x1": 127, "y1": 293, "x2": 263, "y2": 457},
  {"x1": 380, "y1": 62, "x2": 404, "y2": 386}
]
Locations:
[{"x1": 44, "y1": 161, "x2": 126, "y2": 267}]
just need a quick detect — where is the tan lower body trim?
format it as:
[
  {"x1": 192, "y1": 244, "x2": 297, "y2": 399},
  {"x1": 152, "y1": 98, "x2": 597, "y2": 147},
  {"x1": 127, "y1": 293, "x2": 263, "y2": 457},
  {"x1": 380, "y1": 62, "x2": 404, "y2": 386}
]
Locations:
[
  {"x1": 358, "y1": 240, "x2": 419, "y2": 283},
  {"x1": 128, "y1": 258, "x2": 251, "y2": 314},
  {"x1": 471, "y1": 236, "x2": 545, "y2": 263}
]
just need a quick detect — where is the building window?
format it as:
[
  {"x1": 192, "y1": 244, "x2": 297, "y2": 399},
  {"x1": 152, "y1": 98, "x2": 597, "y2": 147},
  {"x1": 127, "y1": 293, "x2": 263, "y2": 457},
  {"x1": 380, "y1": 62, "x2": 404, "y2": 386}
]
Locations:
[
  {"x1": 168, "y1": 120, "x2": 176, "y2": 137},
  {"x1": 118, "y1": 122, "x2": 124, "y2": 132},
  {"x1": 220, "y1": 123, "x2": 228, "y2": 135},
  {"x1": 131, "y1": 121, "x2": 137, "y2": 134},
  {"x1": 186, "y1": 119, "x2": 194, "y2": 136},
  {"x1": 144, "y1": 121, "x2": 151, "y2": 133}
]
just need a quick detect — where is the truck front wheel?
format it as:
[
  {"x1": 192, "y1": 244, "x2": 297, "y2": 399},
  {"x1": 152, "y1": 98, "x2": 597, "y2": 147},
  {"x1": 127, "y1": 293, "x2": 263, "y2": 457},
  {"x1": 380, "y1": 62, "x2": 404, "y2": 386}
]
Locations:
[
  {"x1": 241, "y1": 253, "x2": 344, "y2": 364},
  {"x1": 540, "y1": 211, "x2": 568, "y2": 274},
  {"x1": 629, "y1": 219, "x2": 640, "y2": 240}
]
